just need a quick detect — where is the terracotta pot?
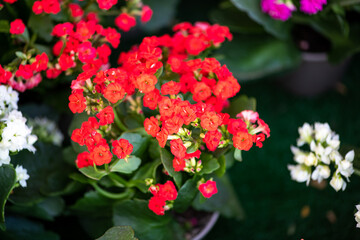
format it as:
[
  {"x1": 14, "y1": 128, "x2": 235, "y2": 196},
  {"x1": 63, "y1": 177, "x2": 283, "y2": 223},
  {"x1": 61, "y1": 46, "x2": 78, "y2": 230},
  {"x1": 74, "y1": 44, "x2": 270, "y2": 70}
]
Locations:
[{"x1": 281, "y1": 52, "x2": 349, "y2": 97}]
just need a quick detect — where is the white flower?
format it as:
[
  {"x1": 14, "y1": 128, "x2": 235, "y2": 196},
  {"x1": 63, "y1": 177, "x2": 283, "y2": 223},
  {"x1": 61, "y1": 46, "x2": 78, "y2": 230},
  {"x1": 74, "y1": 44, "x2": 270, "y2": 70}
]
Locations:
[
  {"x1": 314, "y1": 122, "x2": 332, "y2": 143},
  {"x1": 288, "y1": 164, "x2": 311, "y2": 185},
  {"x1": 310, "y1": 141, "x2": 332, "y2": 164},
  {"x1": 0, "y1": 85, "x2": 18, "y2": 116},
  {"x1": 355, "y1": 205, "x2": 360, "y2": 228},
  {"x1": 290, "y1": 146, "x2": 307, "y2": 164},
  {"x1": 0, "y1": 147, "x2": 10, "y2": 166},
  {"x1": 330, "y1": 173, "x2": 347, "y2": 192},
  {"x1": 297, "y1": 123, "x2": 313, "y2": 147},
  {"x1": 311, "y1": 165, "x2": 330, "y2": 182},
  {"x1": 304, "y1": 152, "x2": 318, "y2": 167},
  {"x1": 15, "y1": 165, "x2": 29, "y2": 187},
  {"x1": 326, "y1": 133, "x2": 340, "y2": 150},
  {"x1": 337, "y1": 150, "x2": 355, "y2": 180}
]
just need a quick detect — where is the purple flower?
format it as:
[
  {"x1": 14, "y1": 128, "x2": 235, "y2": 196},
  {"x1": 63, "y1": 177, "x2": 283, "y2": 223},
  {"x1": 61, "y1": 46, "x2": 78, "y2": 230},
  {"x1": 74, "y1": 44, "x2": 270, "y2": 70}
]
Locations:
[
  {"x1": 261, "y1": 0, "x2": 296, "y2": 21},
  {"x1": 300, "y1": 0, "x2": 327, "y2": 15}
]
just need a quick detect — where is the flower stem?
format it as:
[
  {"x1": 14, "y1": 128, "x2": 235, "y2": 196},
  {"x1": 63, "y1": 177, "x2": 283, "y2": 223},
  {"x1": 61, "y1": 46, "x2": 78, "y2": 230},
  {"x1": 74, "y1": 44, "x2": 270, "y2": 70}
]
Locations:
[
  {"x1": 338, "y1": 0, "x2": 360, "y2": 6},
  {"x1": 113, "y1": 108, "x2": 128, "y2": 132},
  {"x1": 91, "y1": 183, "x2": 134, "y2": 199}
]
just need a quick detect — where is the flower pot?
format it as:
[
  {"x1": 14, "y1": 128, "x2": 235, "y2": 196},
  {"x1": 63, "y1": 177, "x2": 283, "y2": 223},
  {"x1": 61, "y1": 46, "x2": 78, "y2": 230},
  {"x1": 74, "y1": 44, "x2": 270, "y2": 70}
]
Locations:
[
  {"x1": 281, "y1": 52, "x2": 349, "y2": 97},
  {"x1": 192, "y1": 212, "x2": 220, "y2": 240}
]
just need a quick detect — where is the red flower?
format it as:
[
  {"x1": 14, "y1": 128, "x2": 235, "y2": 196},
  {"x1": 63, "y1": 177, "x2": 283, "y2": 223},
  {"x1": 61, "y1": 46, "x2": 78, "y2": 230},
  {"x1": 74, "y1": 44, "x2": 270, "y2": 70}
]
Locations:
[
  {"x1": 96, "y1": 106, "x2": 114, "y2": 125},
  {"x1": 203, "y1": 130, "x2": 222, "y2": 151},
  {"x1": 227, "y1": 118, "x2": 247, "y2": 135},
  {"x1": 233, "y1": 130, "x2": 253, "y2": 151},
  {"x1": 0, "y1": 65, "x2": 12, "y2": 84},
  {"x1": 156, "y1": 129, "x2": 168, "y2": 148},
  {"x1": 115, "y1": 13, "x2": 136, "y2": 32},
  {"x1": 141, "y1": 5, "x2": 153, "y2": 23},
  {"x1": 102, "y1": 27, "x2": 121, "y2": 48},
  {"x1": 69, "y1": 3, "x2": 83, "y2": 18},
  {"x1": 170, "y1": 139, "x2": 187, "y2": 160},
  {"x1": 173, "y1": 157, "x2": 186, "y2": 172},
  {"x1": 157, "y1": 181, "x2": 178, "y2": 200},
  {"x1": 59, "y1": 53, "x2": 75, "y2": 71},
  {"x1": 112, "y1": 139, "x2": 133, "y2": 159},
  {"x1": 97, "y1": 0, "x2": 117, "y2": 10},
  {"x1": 32, "y1": 1, "x2": 43, "y2": 14},
  {"x1": 143, "y1": 89, "x2": 160, "y2": 110},
  {"x1": 192, "y1": 82, "x2": 211, "y2": 102},
  {"x1": 161, "y1": 81, "x2": 181, "y2": 96},
  {"x1": 10, "y1": 19, "x2": 25, "y2": 35},
  {"x1": 144, "y1": 116, "x2": 160, "y2": 137},
  {"x1": 135, "y1": 74, "x2": 157, "y2": 94},
  {"x1": 163, "y1": 116, "x2": 184, "y2": 135},
  {"x1": 104, "y1": 82, "x2": 125, "y2": 104},
  {"x1": 199, "y1": 180, "x2": 218, "y2": 198},
  {"x1": 200, "y1": 111, "x2": 221, "y2": 131},
  {"x1": 78, "y1": 42, "x2": 97, "y2": 63},
  {"x1": 148, "y1": 196, "x2": 166, "y2": 215},
  {"x1": 15, "y1": 64, "x2": 33, "y2": 80},
  {"x1": 42, "y1": 0, "x2": 61, "y2": 14},
  {"x1": 76, "y1": 152, "x2": 93, "y2": 168},
  {"x1": 31, "y1": 53, "x2": 49, "y2": 72},
  {"x1": 90, "y1": 144, "x2": 113, "y2": 166}
]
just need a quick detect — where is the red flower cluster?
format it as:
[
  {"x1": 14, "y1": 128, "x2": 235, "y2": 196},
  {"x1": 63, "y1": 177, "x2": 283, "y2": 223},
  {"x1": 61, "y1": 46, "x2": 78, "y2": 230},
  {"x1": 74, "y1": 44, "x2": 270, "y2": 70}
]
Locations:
[
  {"x1": 10, "y1": 19, "x2": 25, "y2": 35},
  {"x1": 71, "y1": 116, "x2": 133, "y2": 168},
  {"x1": 148, "y1": 181, "x2": 178, "y2": 215}
]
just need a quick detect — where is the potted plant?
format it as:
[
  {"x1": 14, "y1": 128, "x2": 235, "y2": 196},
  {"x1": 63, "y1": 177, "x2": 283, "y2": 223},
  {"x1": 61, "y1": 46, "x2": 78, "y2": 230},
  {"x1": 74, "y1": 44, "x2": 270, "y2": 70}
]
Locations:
[
  {"x1": 0, "y1": 1, "x2": 271, "y2": 239},
  {"x1": 208, "y1": 0, "x2": 360, "y2": 96}
]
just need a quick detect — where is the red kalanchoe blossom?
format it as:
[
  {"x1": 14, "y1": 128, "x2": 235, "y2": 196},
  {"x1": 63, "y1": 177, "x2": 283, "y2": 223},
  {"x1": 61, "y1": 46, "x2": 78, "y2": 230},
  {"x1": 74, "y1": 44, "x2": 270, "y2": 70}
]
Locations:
[
  {"x1": 204, "y1": 130, "x2": 222, "y2": 151},
  {"x1": 227, "y1": 118, "x2": 247, "y2": 135},
  {"x1": 15, "y1": 64, "x2": 33, "y2": 80},
  {"x1": 46, "y1": 68, "x2": 62, "y2": 79},
  {"x1": 143, "y1": 89, "x2": 161, "y2": 110},
  {"x1": 104, "y1": 82, "x2": 125, "y2": 103},
  {"x1": 157, "y1": 181, "x2": 178, "y2": 200},
  {"x1": 90, "y1": 144, "x2": 113, "y2": 166},
  {"x1": 10, "y1": 19, "x2": 25, "y2": 35},
  {"x1": 233, "y1": 130, "x2": 254, "y2": 151},
  {"x1": 112, "y1": 139, "x2": 133, "y2": 159},
  {"x1": 69, "y1": 3, "x2": 83, "y2": 18},
  {"x1": 102, "y1": 27, "x2": 121, "y2": 48},
  {"x1": 59, "y1": 53, "x2": 75, "y2": 71},
  {"x1": 3, "y1": 0, "x2": 17, "y2": 3},
  {"x1": 97, "y1": 0, "x2": 118, "y2": 10},
  {"x1": 236, "y1": 110, "x2": 259, "y2": 123},
  {"x1": 161, "y1": 81, "x2": 181, "y2": 96},
  {"x1": 192, "y1": 82, "x2": 212, "y2": 102},
  {"x1": 32, "y1": 1, "x2": 43, "y2": 14},
  {"x1": 163, "y1": 116, "x2": 184, "y2": 135},
  {"x1": 78, "y1": 42, "x2": 97, "y2": 63},
  {"x1": 76, "y1": 152, "x2": 94, "y2": 168},
  {"x1": 170, "y1": 139, "x2": 187, "y2": 160},
  {"x1": 173, "y1": 157, "x2": 186, "y2": 172},
  {"x1": 254, "y1": 133, "x2": 266, "y2": 148},
  {"x1": 144, "y1": 116, "x2": 160, "y2": 137},
  {"x1": 31, "y1": 53, "x2": 49, "y2": 72},
  {"x1": 42, "y1": 0, "x2": 61, "y2": 14},
  {"x1": 96, "y1": 106, "x2": 115, "y2": 125},
  {"x1": 200, "y1": 111, "x2": 221, "y2": 131},
  {"x1": 156, "y1": 129, "x2": 169, "y2": 148},
  {"x1": 148, "y1": 196, "x2": 166, "y2": 215},
  {"x1": 0, "y1": 65, "x2": 12, "y2": 84},
  {"x1": 135, "y1": 74, "x2": 158, "y2": 93},
  {"x1": 68, "y1": 90, "x2": 86, "y2": 113},
  {"x1": 141, "y1": 5, "x2": 153, "y2": 23},
  {"x1": 52, "y1": 23, "x2": 73, "y2": 37},
  {"x1": 115, "y1": 13, "x2": 136, "y2": 32},
  {"x1": 199, "y1": 180, "x2": 218, "y2": 198}
]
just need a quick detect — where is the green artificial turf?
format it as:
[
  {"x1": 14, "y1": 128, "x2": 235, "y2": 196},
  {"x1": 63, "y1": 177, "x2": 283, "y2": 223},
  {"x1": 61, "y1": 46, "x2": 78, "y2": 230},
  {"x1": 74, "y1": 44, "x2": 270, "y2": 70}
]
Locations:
[{"x1": 205, "y1": 54, "x2": 360, "y2": 240}]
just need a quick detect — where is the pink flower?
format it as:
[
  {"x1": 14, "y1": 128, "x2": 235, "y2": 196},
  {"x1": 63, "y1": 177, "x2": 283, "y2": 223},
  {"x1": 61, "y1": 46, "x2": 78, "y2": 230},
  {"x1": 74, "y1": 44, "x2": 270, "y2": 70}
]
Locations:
[
  {"x1": 300, "y1": 0, "x2": 327, "y2": 15},
  {"x1": 199, "y1": 180, "x2": 218, "y2": 198},
  {"x1": 261, "y1": 0, "x2": 295, "y2": 21}
]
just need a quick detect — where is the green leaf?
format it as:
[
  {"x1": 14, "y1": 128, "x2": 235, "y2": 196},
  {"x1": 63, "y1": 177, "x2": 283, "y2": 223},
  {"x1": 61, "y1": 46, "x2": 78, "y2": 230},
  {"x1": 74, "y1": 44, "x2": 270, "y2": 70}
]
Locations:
[
  {"x1": 8, "y1": 197, "x2": 65, "y2": 221},
  {"x1": 159, "y1": 147, "x2": 182, "y2": 187},
  {"x1": 218, "y1": 35, "x2": 301, "y2": 81},
  {"x1": 141, "y1": 0, "x2": 180, "y2": 32},
  {"x1": 0, "y1": 165, "x2": 16, "y2": 230},
  {"x1": 173, "y1": 177, "x2": 199, "y2": 213},
  {"x1": 96, "y1": 226, "x2": 138, "y2": 240},
  {"x1": 69, "y1": 172, "x2": 93, "y2": 184},
  {"x1": 10, "y1": 142, "x2": 72, "y2": 205},
  {"x1": 225, "y1": 148, "x2": 236, "y2": 169},
  {"x1": 200, "y1": 153, "x2": 220, "y2": 175},
  {"x1": 192, "y1": 174, "x2": 245, "y2": 220},
  {"x1": 62, "y1": 146, "x2": 77, "y2": 166},
  {"x1": 119, "y1": 132, "x2": 149, "y2": 158},
  {"x1": 110, "y1": 156, "x2": 141, "y2": 174},
  {"x1": 234, "y1": 148, "x2": 242, "y2": 162},
  {"x1": 70, "y1": 191, "x2": 114, "y2": 238},
  {"x1": 0, "y1": 216, "x2": 60, "y2": 240},
  {"x1": 79, "y1": 167, "x2": 108, "y2": 181},
  {"x1": 130, "y1": 159, "x2": 161, "y2": 193},
  {"x1": 148, "y1": 139, "x2": 160, "y2": 159},
  {"x1": 113, "y1": 199, "x2": 185, "y2": 240},
  {"x1": 0, "y1": 20, "x2": 10, "y2": 33},
  {"x1": 215, "y1": 155, "x2": 226, "y2": 177},
  {"x1": 28, "y1": 14, "x2": 54, "y2": 42},
  {"x1": 230, "y1": 0, "x2": 291, "y2": 39},
  {"x1": 15, "y1": 51, "x2": 27, "y2": 59},
  {"x1": 225, "y1": 95, "x2": 256, "y2": 118}
]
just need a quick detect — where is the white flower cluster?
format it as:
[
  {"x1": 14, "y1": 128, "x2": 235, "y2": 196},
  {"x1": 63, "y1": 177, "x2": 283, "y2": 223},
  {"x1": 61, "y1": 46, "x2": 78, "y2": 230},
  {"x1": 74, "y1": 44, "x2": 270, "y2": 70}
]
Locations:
[
  {"x1": 355, "y1": 205, "x2": 360, "y2": 228},
  {"x1": 28, "y1": 117, "x2": 64, "y2": 146},
  {"x1": 288, "y1": 122, "x2": 355, "y2": 192},
  {"x1": 0, "y1": 85, "x2": 36, "y2": 187}
]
